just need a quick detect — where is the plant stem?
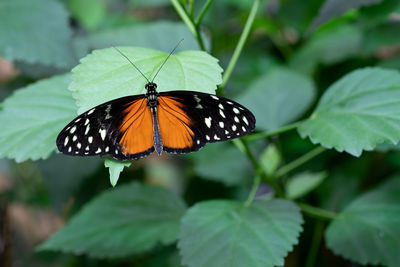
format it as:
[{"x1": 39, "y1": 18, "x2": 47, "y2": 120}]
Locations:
[
  {"x1": 298, "y1": 202, "x2": 337, "y2": 221},
  {"x1": 195, "y1": 0, "x2": 214, "y2": 25},
  {"x1": 244, "y1": 175, "x2": 261, "y2": 207},
  {"x1": 171, "y1": 0, "x2": 196, "y2": 35},
  {"x1": 171, "y1": 0, "x2": 207, "y2": 51},
  {"x1": 245, "y1": 121, "x2": 302, "y2": 142},
  {"x1": 305, "y1": 221, "x2": 324, "y2": 267},
  {"x1": 276, "y1": 146, "x2": 326, "y2": 178},
  {"x1": 241, "y1": 139, "x2": 284, "y2": 205},
  {"x1": 221, "y1": 0, "x2": 259, "y2": 88}
]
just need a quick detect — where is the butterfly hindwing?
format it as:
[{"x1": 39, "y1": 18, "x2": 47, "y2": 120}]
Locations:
[
  {"x1": 56, "y1": 95, "x2": 154, "y2": 161},
  {"x1": 158, "y1": 91, "x2": 256, "y2": 153}
]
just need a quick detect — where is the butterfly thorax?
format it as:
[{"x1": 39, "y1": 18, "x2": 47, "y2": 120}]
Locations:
[{"x1": 145, "y1": 82, "x2": 159, "y2": 110}]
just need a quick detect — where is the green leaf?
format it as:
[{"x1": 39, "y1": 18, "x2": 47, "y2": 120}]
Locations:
[
  {"x1": 0, "y1": 0, "x2": 75, "y2": 68},
  {"x1": 307, "y1": 0, "x2": 383, "y2": 33},
  {"x1": 290, "y1": 24, "x2": 362, "y2": 75},
  {"x1": 38, "y1": 182, "x2": 186, "y2": 258},
  {"x1": 260, "y1": 144, "x2": 281, "y2": 176},
  {"x1": 70, "y1": 47, "x2": 222, "y2": 113},
  {"x1": 104, "y1": 158, "x2": 131, "y2": 187},
  {"x1": 238, "y1": 67, "x2": 315, "y2": 131},
  {"x1": 285, "y1": 171, "x2": 327, "y2": 199},
  {"x1": 363, "y1": 23, "x2": 400, "y2": 55},
  {"x1": 326, "y1": 177, "x2": 400, "y2": 267},
  {"x1": 0, "y1": 74, "x2": 76, "y2": 162},
  {"x1": 129, "y1": 0, "x2": 169, "y2": 7},
  {"x1": 178, "y1": 199, "x2": 303, "y2": 267},
  {"x1": 188, "y1": 142, "x2": 255, "y2": 185},
  {"x1": 298, "y1": 67, "x2": 400, "y2": 156},
  {"x1": 73, "y1": 22, "x2": 206, "y2": 59},
  {"x1": 68, "y1": 0, "x2": 106, "y2": 30}
]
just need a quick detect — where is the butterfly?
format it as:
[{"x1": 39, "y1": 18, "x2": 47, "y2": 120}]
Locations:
[{"x1": 56, "y1": 42, "x2": 256, "y2": 161}]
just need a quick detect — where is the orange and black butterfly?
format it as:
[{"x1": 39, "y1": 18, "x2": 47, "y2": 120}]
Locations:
[{"x1": 56, "y1": 42, "x2": 256, "y2": 161}]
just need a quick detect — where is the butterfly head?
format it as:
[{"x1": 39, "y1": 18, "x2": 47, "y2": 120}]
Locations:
[{"x1": 145, "y1": 82, "x2": 157, "y2": 94}]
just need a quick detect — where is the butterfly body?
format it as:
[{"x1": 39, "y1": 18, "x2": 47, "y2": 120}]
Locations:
[{"x1": 56, "y1": 81, "x2": 256, "y2": 161}]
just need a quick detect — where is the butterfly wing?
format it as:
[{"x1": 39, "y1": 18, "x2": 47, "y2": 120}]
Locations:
[
  {"x1": 157, "y1": 91, "x2": 256, "y2": 153},
  {"x1": 56, "y1": 95, "x2": 155, "y2": 160}
]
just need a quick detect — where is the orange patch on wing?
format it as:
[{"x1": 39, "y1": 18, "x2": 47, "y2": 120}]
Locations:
[
  {"x1": 119, "y1": 99, "x2": 154, "y2": 155},
  {"x1": 158, "y1": 96, "x2": 194, "y2": 149}
]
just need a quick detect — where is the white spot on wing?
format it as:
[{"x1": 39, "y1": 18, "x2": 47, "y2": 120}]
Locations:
[
  {"x1": 233, "y1": 107, "x2": 240, "y2": 114},
  {"x1": 88, "y1": 136, "x2": 93, "y2": 143},
  {"x1": 196, "y1": 103, "x2": 203, "y2": 109},
  {"x1": 219, "y1": 109, "x2": 226, "y2": 118},
  {"x1": 70, "y1": 126, "x2": 76, "y2": 134},
  {"x1": 218, "y1": 104, "x2": 224, "y2": 110},
  {"x1": 68, "y1": 147, "x2": 71, "y2": 153},
  {"x1": 206, "y1": 135, "x2": 210, "y2": 140},
  {"x1": 194, "y1": 95, "x2": 201, "y2": 103},
  {"x1": 105, "y1": 146, "x2": 109, "y2": 152},
  {"x1": 75, "y1": 118, "x2": 81, "y2": 123},
  {"x1": 211, "y1": 95, "x2": 219, "y2": 100},
  {"x1": 232, "y1": 125, "x2": 237, "y2": 131},
  {"x1": 95, "y1": 148, "x2": 102, "y2": 154},
  {"x1": 242, "y1": 126, "x2": 247, "y2": 132},
  {"x1": 243, "y1": 116, "x2": 249, "y2": 125},
  {"x1": 196, "y1": 140, "x2": 200, "y2": 145},
  {"x1": 225, "y1": 130, "x2": 229, "y2": 134},
  {"x1": 219, "y1": 121, "x2": 224, "y2": 128},
  {"x1": 85, "y1": 146, "x2": 89, "y2": 151},
  {"x1": 205, "y1": 117, "x2": 212, "y2": 128},
  {"x1": 227, "y1": 101, "x2": 233, "y2": 105},
  {"x1": 234, "y1": 116, "x2": 239, "y2": 123},
  {"x1": 77, "y1": 143, "x2": 81, "y2": 149},
  {"x1": 85, "y1": 125, "x2": 90, "y2": 135},
  {"x1": 72, "y1": 135, "x2": 77, "y2": 142},
  {"x1": 105, "y1": 105, "x2": 112, "y2": 120},
  {"x1": 214, "y1": 134, "x2": 220, "y2": 140},
  {"x1": 64, "y1": 136, "x2": 69, "y2": 146},
  {"x1": 85, "y1": 119, "x2": 89, "y2": 126},
  {"x1": 99, "y1": 129, "x2": 106, "y2": 140},
  {"x1": 88, "y1": 108, "x2": 95, "y2": 115}
]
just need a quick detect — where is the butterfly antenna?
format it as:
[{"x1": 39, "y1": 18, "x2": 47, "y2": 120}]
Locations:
[
  {"x1": 151, "y1": 38, "x2": 184, "y2": 83},
  {"x1": 110, "y1": 45, "x2": 150, "y2": 83}
]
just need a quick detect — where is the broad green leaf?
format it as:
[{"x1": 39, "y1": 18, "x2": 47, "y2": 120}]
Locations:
[
  {"x1": 298, "y1": 68, "x2": 400, "y2": 156},
  {"x1": 38, "y1": 155, "x2": 101, "y2": 211},
  {"x1": 238, "y1": 67, "x2": 315, "y2": 130},
  {"x1": 178, "y1": 199, "x2": 303, "y2": 267},
  {"x1": 73, "y1": 22, "x2": 206, "y2": 59},
  {"x1": 104, "y1": 158, "x2": 131, "y2": 187},
  {"x1": 326, "y1": 177, "x2": 400, "y2": 267},
  {"x1": 68, "y1": 0, "x2": 106, "y2": 30},
  {"x1": 260, "y1": 144, "x2": 281, "y2": 176},
  {"x1": 363, "y1": 24, "x2": 400, "y2": 55},
  {"x1": 0, "y1": 74, "x2": 76, "y2": 162},
  {"x1": 307, "y1": 0, "x2": 383, "y2": 33},
  {"x1": 0, "y1": 0, "x2": 75, "y2": 68},
  {"x1": 188, "y1": 141, "x2": 262, "y2": 185},
  {"x1": 290, "y1": 24, "x2": 362, "y2": 75},
  {"x1": 285, "y1": 171, "x2": 327, "y2": 199},
  {"x1": 70, "y1": 47, "x2": 223, "y2": 113},
  {"x1": 38, "y1": 182, "x2": 186, "y2": 258}
]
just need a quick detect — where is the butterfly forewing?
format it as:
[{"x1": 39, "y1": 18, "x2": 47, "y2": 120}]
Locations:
[
  {"x1": 158, "y1": 91, "x2": 256, "y2": 153},
  {"x1": 56, "y1": 95, "x2": 154, "y2": 160}
]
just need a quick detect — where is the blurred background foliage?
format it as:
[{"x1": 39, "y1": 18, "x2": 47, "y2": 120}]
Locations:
[{"x1": 0, "y1": 0, "x2": 400, "y2": 266}]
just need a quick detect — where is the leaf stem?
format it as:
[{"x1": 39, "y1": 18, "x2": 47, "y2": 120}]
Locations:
[
  {"x1": 245, "y1": 121, "x2": 302, "y2": 142},
  {"x1": 298, "y1": 202, "x2": 337, "y2": 221},
  {"x1": 195, "y1": 0, "x2": 214, "y2": 25},
  {"x1": 305, "y1": 221, "x2": 325, "y2": 267},
  {"x1": 171, "y1": 0, "x2": 196, "y2": 35},
  {"x1": 241, "y1": 139, "x2": 284, "y2": 206},
  {"x1": 276, "y1": 146, "x2": 326, "y2": 178},
  {"x1": 221, "y1": 0, "x2": 259, "y2": 88}
]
